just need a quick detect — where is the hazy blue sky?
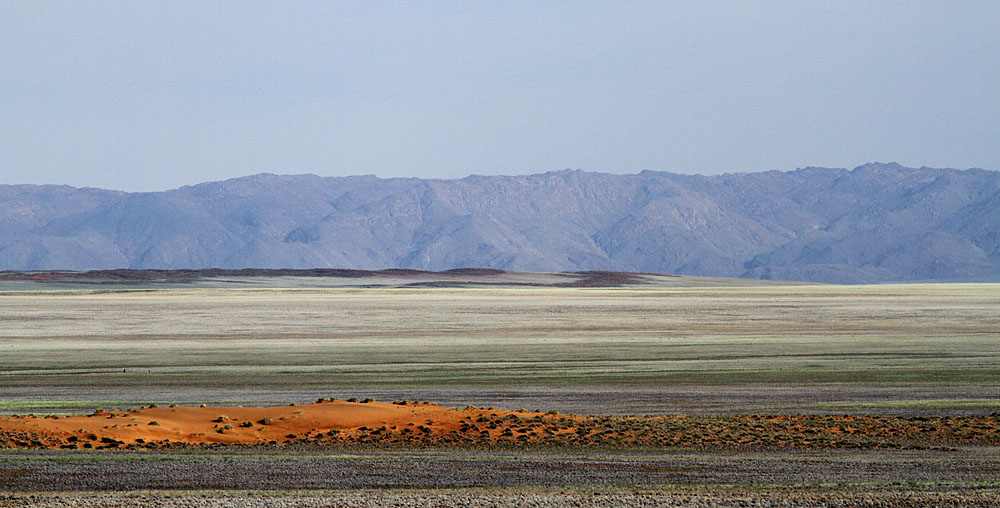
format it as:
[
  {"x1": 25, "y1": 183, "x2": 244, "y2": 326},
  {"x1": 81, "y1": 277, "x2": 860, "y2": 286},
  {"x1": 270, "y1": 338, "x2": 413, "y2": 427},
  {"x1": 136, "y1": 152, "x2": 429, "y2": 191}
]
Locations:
[{"x1": 2, "y1": 1, "x2": 998, "y2": 191}]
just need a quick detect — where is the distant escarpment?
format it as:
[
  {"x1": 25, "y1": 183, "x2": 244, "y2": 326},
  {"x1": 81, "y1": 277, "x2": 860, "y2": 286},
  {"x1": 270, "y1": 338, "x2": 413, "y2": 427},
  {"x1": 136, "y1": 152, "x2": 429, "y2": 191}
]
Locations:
[{"x1": 1, "y1": 163, "x2": 998, "y2": 283}]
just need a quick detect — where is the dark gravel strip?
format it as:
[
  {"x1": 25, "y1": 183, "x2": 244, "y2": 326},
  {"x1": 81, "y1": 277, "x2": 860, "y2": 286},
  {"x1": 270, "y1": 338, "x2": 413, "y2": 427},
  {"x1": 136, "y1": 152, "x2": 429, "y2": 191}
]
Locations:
[
  {"x1": 2, "y1": 449, "x2": 1000, "y2": 491},
  {"x1": 2, "y1": 489, "x2": 1000, "y2": 508}
]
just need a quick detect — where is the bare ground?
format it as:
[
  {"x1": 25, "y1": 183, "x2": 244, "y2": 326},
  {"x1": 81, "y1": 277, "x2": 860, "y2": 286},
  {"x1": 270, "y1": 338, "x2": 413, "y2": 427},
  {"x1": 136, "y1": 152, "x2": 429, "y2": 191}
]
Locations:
[
  {"x1": 3, "y1": 489, "x2": 999, "y2": 508},
  {"x1": 3, "y1": 448, "x2": 1000, "y2": 489},
  {"x1": 2, "y1": 449, "x2": 999, "y2": 506}
]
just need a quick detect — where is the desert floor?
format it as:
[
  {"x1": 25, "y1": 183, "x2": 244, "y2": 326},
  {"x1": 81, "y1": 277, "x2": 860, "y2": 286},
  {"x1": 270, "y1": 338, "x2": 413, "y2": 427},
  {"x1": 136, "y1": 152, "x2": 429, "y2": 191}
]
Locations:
[{"x1": 1, "y1": 274, "x2": 998, "y2": 505}]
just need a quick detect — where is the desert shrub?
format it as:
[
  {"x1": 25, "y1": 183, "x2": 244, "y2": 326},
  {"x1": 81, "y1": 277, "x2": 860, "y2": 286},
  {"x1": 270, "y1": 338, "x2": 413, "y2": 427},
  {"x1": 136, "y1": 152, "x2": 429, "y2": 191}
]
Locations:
[
  {"x1": 148, "y1": 421, "x2": 160, "y2": 426},
  {"x1": 347, "y1": 397, "x2": 359, "y2": 402},
  {"x1": 239, "y1": 421, "x2": 253, "y2": 428},
  {"x1": 361, "y1": 398, "x2": 374, "y2": 403},
  {"x1": 258, "y1": 417, "x2": 272, "y2": 425}
]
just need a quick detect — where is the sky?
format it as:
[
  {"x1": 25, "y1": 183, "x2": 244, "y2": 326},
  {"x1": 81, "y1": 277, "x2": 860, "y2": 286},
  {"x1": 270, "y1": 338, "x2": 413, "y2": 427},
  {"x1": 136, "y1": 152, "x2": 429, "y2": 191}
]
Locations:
[{"x1": 2, "y1": 1, "x2": 999, "y2": 192}]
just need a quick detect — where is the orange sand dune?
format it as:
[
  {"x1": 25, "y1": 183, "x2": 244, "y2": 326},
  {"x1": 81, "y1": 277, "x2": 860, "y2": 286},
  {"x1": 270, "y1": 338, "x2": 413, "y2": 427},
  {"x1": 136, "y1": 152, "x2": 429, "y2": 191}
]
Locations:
[
  {"x1": 0, "y1": 400, "x2": 572, "y2": 449},
  {"x1": 8, "y1": 401, "x2": 994, "y2": 451}
]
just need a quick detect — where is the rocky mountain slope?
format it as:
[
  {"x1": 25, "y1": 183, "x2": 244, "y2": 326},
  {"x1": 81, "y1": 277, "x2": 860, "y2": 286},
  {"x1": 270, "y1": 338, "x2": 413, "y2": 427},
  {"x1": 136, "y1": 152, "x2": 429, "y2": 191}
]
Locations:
[{"x1": 1, "y1": 163, "x2": 997, "y2": 283}]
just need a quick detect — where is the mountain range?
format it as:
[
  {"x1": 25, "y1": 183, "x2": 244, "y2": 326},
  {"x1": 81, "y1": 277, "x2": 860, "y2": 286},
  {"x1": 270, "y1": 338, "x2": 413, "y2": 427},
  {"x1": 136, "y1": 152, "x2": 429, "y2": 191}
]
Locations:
[{"x1": 1, "y1": 162, "x2": 998, "y2": 283}]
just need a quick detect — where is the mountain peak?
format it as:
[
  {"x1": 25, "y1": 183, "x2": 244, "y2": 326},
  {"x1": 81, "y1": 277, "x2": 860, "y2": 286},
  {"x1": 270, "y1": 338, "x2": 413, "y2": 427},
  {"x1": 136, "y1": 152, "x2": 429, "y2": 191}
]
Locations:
[{"x1": 851, "y1": 161, "x2": 906, "y2": 172}]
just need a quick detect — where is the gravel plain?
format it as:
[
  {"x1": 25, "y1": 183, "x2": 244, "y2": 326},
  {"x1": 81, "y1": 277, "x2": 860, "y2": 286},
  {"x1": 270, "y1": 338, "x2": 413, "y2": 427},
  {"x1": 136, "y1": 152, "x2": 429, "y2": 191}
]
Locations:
[
  {"x1": 2, "y1": 448, "x2": 1000, "y2": 507},
  {"x1": 3, "y1": 489, "x2": 1000, "y2": 508},
  {"x1": 2, "y1": 449, "x2": 1000, "y2": 490}
]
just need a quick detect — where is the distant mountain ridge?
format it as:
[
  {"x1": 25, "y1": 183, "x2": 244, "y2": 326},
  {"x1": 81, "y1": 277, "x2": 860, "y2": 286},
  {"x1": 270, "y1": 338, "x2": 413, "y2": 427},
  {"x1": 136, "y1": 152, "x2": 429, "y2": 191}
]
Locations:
[{"x1": 1, "y1": 163, "x2": 998, "y2": 283}]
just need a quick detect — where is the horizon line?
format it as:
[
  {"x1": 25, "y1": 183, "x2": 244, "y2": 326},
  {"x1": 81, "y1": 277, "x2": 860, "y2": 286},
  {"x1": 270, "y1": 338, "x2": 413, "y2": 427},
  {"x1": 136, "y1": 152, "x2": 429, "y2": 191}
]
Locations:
[{"x1": 2, "y1": 161, "x2": 994, "y2": 194}]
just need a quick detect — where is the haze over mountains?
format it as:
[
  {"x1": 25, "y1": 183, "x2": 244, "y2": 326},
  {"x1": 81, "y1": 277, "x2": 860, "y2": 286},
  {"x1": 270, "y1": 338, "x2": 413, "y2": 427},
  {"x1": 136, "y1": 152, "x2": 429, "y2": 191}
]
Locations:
[{"x1": 1, "y1": 162, "x2": 997, "y2": 283}]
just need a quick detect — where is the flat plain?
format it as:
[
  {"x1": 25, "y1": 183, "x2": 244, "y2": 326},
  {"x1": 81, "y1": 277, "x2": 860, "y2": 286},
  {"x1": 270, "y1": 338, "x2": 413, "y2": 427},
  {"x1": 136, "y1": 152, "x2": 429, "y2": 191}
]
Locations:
[
  {"x1": 1, "y1": 274, "x2": 999, "y2": 506},
  {"x1": 2, "y1": 279, "x2": 998, "y2": 414}
]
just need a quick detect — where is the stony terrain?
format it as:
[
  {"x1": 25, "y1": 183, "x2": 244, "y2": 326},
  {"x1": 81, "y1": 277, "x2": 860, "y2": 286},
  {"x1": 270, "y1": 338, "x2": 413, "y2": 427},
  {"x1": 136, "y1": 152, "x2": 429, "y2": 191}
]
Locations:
[
  {"x1": 4, "y1": 489, "x2": 999, "y2": 508},
  {"x1": 2, "y1": 449, "x2": 999, "y2": 506}
]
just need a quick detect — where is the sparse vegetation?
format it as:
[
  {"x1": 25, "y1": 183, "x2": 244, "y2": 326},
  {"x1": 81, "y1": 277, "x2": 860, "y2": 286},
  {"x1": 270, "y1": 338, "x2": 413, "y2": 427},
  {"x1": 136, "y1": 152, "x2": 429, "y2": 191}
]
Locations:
[
  {"x1": 3, "y1": 284, "x2": 997, "y2": 416},
  {"x1": 1, "y1": 282, "x2": 997, "y2": 505}
]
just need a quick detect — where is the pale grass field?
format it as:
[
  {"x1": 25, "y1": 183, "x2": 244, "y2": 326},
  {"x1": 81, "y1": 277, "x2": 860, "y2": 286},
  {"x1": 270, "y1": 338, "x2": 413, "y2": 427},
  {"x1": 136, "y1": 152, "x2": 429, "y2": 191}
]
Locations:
[{"x1": 1, "y1": 282, "x2": 998, "y2": 414}]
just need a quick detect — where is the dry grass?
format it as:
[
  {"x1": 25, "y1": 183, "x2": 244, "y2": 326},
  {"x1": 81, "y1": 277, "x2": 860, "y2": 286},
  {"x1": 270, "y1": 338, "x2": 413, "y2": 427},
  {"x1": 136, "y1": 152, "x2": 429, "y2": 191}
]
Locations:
[{"x1": 0, "y1": 283, "x2": 997, "y2": 414}]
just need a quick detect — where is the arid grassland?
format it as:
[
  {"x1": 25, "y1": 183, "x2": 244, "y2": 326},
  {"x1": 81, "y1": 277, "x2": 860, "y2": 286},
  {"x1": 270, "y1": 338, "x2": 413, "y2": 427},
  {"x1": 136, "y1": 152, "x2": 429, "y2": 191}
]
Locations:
[
  {"x1": 1, "y1": 279, "x2": 999, "y2": 506},
  {"x1": 1, "y1": 282, "x2": 998, "y2": 414}
]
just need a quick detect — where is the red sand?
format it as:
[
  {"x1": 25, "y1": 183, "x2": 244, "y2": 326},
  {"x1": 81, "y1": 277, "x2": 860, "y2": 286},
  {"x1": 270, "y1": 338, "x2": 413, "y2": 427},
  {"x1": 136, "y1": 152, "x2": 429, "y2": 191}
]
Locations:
[
  {"x1": 0, "y1": 400, "x2": 569, "y2": 448},
  {"x1": 7, "y1": 401, "x2": 993, "y2": 451}
]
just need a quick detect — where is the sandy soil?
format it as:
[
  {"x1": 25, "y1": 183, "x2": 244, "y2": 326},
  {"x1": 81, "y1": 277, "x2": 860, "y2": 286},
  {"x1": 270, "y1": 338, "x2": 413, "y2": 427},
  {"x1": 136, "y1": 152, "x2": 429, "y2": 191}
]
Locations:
[
  {"x1": 0, "y1": 400, "x2": 565, "y2": 448},
  {"x1": 3, "y1": 399, "x2": 1000, "y2": 451}
]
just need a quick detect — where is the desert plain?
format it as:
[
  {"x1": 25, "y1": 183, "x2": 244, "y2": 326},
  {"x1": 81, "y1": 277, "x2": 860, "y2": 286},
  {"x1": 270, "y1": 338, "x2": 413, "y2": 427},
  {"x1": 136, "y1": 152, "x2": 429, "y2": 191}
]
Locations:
[{"x1": 1, "y1": 271, "x2": 999, "y2": 506}]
